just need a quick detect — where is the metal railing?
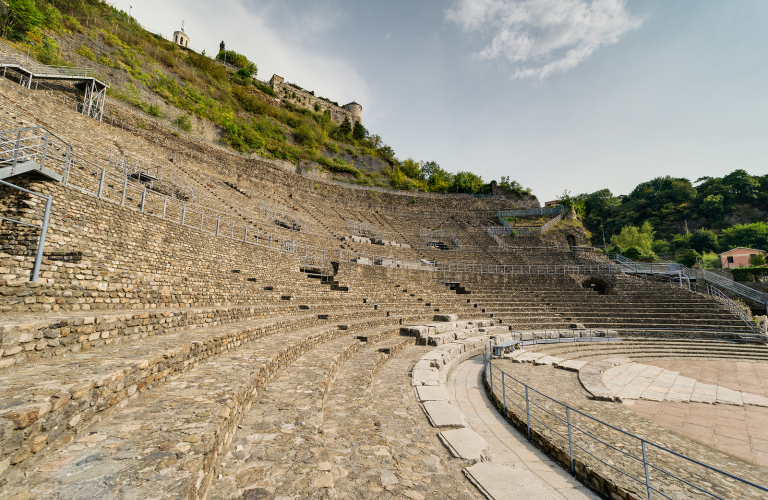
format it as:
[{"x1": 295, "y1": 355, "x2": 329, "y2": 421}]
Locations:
[
  {"x1": 707, "y1": 285, "x2": 756, "y2": 332},
  {"x1": 0, "y1": 179, "x2": 51, "y2": 282},
  {"x1": 420, "y1": 228, "x2": 463, "y2": 249},
  {"x1": 0, "y1": 40, "x2": 110, "y2": 87},
  {"x1": 611, "y1": 254, "x2": 768, "y2": 305},
  {"x1": 349, "y1": 220, "x2": 383, "y2": 240},
  {"x1": 483, "y1": 345, "x2": 768, "y2": 499},
  {"x1": 492, "y1": 327, "x2": 764, "y2": 355},
  {"x1": 0, "y1": 126, "x2": 71, "y2": 180},
  {"x1": 497, "y1": 206, "x2": 565, "y2": 218},
  {"x1": 498, "y1": 209, "x2": 566, "y2": 235}
]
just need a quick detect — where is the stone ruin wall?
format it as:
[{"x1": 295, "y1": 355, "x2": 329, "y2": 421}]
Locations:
[
  {"x1": 269, "y1": 75, "x2": 359, "y2": 126},
  {"x1": 0, "y1": 177, "x2": 305, "y2": 315}
]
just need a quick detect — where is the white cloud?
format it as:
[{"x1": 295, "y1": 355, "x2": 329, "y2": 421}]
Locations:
[{"x1": 446, "y1": 0, "x2": 644, "y2": 80}]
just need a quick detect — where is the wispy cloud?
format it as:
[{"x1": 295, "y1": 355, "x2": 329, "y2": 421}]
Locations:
[{"x1": 446, "y1": 0, "x2": 644, "y2": 80}]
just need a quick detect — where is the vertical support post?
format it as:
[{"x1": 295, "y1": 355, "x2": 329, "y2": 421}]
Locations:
[
  {"x1": 31, "y1": 196, "x2": 52, "y2": 283},
  {"x1": 244, "y1": 227, "x2": 248, "y2": 242},
  {"x1": 642, "y1": 441, "x2": 652, "y2": 499},
  {"x1": 567, "y1": 407, "x2": 575, "y2": 475},
  {"x1": 140, "y1": 187, "x2": 146, "y2": 212},
  {"x1": 121, "y1": 177, "x2": 127, "y2": 206},
  {"x1": 216, "y1": 218, "x2": 220, "y2": 235},
  {"x1": 200, "y1": 210, "x2": 204, "y2": 230},
  {"x1": 502, "y1": 372, "x2": 506, "y2": 416},
  {"x1": 12, "y1": 130, "x2": 21, "y2": 169},
  {"x1": 162, "y1": 197, "x2": 167, "y2": 219},
  {"x1": 63, "y1": 146, "x2": 71, "y2": 186},
  {"x1": 97, "y1": 169, "x2": 105, "y2": 198},
  {"x1": 40, "y1": 131, "x2": 49, "y2": 170},
  {"x1": 181, "y1": 204, "x2": 186, "y2": 225},
  {"x1": 526, "y1": 386, "x2": 531, "y2": 440}
]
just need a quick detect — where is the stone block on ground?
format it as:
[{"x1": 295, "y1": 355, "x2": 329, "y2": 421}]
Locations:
[
  {"x1": 463, "y1": 462, "x2": 555, "y2": 500},
  {"x1": 434, "y1": 314, "x2": 459, "y2": 322},
  {"x1": 555, "y1": 359, "x2": 588, "y2": 371},
  {"x1": 414, "y1": 385, "x2": 450, "y2": 402},
  {"x1": 438, "y1": 428, "x2": 492, "y2": 464},
  {"x1": 420, "y1": 401, "x2": 467, "y2": 428},
  {"x1": 412, "y1": 368, "x2": 440, "y2": 386}
]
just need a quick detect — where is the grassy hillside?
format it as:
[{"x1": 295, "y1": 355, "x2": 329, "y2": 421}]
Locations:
[{"x1": 1, "y1": 0, "x2": 533, "y2": 197}]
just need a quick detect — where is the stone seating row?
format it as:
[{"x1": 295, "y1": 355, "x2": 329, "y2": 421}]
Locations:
[{"x1": 0, "y1": 313, "x2": 405, "y2": 493}]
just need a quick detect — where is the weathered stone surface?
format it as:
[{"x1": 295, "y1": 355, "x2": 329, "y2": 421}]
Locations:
[
  {"x1": 421, "y1": 401, "x2": 468, "y2": 428},
  {"x1": 464, "y1": 462, "x2": 555, "y2": 499},
  {"x1": 414, "y1": 385, "x2": 450, "y2": 402},
  {"x1": 438, "y1": 428, "x2": 493, "y2": 464}
]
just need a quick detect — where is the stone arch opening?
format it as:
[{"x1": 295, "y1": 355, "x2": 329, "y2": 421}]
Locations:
[
  {"x1": 581, "y1": 278, "x2": 610, "y2": 295},
  {"x1": 566, "y1": 235, "x2": 576, "y2": 248}
]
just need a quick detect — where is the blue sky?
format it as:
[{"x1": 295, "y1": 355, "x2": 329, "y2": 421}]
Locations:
[{"x1": 117, "y1": 1, "x2": 768, "y2": 202}]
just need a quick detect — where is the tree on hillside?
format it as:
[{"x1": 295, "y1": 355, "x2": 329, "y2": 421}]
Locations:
[
  {"x1": 556, "y1": 190, "x2": 586, "y2": 217},
  {"x1": 719, "y1": 222, "x2": 768, "y2": 252},
  {"x1": 421, "y1": 161, "x2": 454, "y2": 193},
  {"x1": 452, "y1": 171, "x2": 484, "y2": 194},
  {"x1": 689, "y1": 228, "x2": 717, "y2": 253},
  {"x1": 610, "y1": 222, "x2": 655, "y2": 255},
  {"x1": 339, "y1": 116, "x2": 352, "y2": 136},
  {"x1": 353, "y1": 121, "x2": 367, "y2": 140},
  {"x1": 0, "y1": 0, "x2": 43, "y2": 39}
]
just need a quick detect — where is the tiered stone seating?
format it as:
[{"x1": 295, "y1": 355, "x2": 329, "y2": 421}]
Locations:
[
  {"x1": 459, "y1": 274, "x2": 754, "y2": 331},
  {"x1": 0, "y1": 74, "x2": 761, "y2": 500}
]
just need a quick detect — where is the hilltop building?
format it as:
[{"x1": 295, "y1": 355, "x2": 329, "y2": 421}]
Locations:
[
  {"x1": 173, "y1": 21, "x2": 190, "y2": 48},
  {"x1": 268, "y1": 74, "x2": 362, "y2": 126}
]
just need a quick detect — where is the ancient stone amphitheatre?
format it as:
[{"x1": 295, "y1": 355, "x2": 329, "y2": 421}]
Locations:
[{"x1": 2, "y1": 42, "x2": 768, "y2": 500}]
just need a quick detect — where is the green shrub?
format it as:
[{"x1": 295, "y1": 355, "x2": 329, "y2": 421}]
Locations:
[
  {"x1": 76, "y1": 44, "x2": 96, "y2": 61},
  {"x1": 174, "y1": 114, "x2": 192, "y2": 132},
  {"x1": 733, "y1": 267, "x2": 768, "y2": 282},
  {"x1": 216, "y1": 50, "x2": 257, "y2": 75},
  {"x1": 253, "y1": 81, "x2": 274, "y2": 96},
  {"x1": 677, "y1": 249, "x2": 702, "y2": 268}
]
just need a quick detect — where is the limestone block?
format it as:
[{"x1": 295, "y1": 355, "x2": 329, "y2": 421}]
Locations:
[
  {"x1": 421, "y1": 401, "x2": 467, "y2": 428},
  {"x1": 438, "y1": 428, "x2": 492, "y2": 464},
  {"x1": 463, "y1": 463, "x2": 555, "y2": 500},
  {"x1": 434, "y1": 314, "x2": 459, "y2": 322},
  {"x1": 414, "y1": 386, "x2": 449, "y2": 402},
  {"x1": 426, "y1": 335, "x2": 448, "y2": 346},
  {"x1": 412, "y1": 368, "x2": 440, "y2": 386}
]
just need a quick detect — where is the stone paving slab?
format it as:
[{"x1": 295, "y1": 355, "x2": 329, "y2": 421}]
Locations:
[
  {"x1": 415, "y1": 385, "x2": 450, "y2": 402},
  {"x1": 463, "y1": 462, "x2": 555, "y2": 500},
  {"x1": 421, "y1": 401, "x2": 468, "y2": 428},
  {"x1": 438, "y1": 428, "x2": 493, "y2": 464},
  {"x1": 603, "y1": 362, "x2": 768, "y2": 407}
]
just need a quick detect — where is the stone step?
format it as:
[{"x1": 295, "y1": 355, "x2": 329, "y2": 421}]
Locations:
[
  {"x1": 0, "y1": 315, "x2": 403, "y2": 499},
  {"x1": 210, "y1": 326, "x2": 410, "y2": 499},
  {"x1": 0, "y1": 306, "x2": 398, "y2": 371}
]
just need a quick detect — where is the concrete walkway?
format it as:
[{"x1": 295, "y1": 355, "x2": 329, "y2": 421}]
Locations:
[{"x1": 447, "y1": 356, "x2": 600, "y2": 500}]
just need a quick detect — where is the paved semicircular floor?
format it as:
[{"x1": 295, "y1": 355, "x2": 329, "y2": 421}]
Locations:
[{"x1": 447, "y1": 356, "x2": 600, "y2": 500}]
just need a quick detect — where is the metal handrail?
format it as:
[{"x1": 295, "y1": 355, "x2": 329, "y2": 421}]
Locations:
[
  {"x1": 0, "y1": 178, "x2": 52, "y2": 282},
  {"x1": 0, "y1": 40, "x2": 111, "y2": 86},
  {"x1": 483, "y1": 346, "x2": 768, "y2": 499},
  {"x1": 611, "y1": 254, "x2": 768, "y2": 305},
  {"x1": 707, "y1": 285, "x2": 756, "y2": 332}
]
